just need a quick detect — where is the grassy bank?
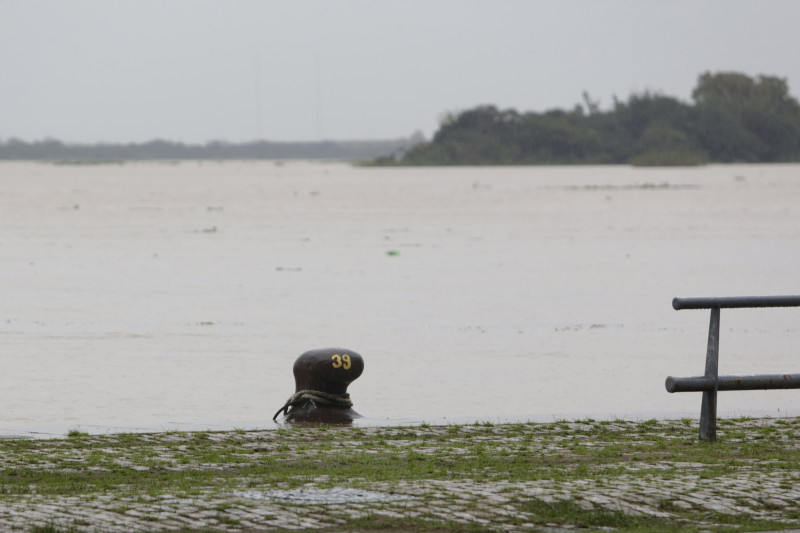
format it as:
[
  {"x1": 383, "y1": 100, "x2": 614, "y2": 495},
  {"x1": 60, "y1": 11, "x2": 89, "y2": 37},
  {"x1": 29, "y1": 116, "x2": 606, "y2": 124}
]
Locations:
[{"x1": 2, "y1": 418, "x2": 800, "y2": 532}]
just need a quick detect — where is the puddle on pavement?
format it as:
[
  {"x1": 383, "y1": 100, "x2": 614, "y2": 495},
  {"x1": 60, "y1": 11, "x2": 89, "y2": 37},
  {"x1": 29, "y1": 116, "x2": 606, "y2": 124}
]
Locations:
[{"x1": 233, "y1": 488, "x2": 414, "y2": 504}]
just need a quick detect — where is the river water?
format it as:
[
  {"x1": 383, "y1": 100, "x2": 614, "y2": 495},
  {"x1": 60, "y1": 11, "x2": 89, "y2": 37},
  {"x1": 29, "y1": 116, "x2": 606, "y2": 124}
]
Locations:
[{"x1": 2, "y1": 161, "x2": 799, "y2": 436}]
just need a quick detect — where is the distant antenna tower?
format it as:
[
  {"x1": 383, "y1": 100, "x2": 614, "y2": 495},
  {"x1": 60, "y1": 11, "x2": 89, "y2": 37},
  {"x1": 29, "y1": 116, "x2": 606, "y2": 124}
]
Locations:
[
  {"x1": 315, "y1": 53, "x2": 321, "y2": 140},
  {"x1": 255, "y1": 52, "x2": 263, "y2": 139}
]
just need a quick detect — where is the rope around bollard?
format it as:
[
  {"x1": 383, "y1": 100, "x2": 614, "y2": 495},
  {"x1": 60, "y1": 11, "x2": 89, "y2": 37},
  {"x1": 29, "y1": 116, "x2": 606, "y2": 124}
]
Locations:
[{"x1": 272, "y1": 390, "x2": 353, "y2": 420}]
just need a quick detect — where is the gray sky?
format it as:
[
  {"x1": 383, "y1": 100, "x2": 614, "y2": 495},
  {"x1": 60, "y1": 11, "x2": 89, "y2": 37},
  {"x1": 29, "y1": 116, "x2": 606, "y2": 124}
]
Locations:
[{"x1": 2, "y1": 0, "x2": 799, "y2": 144}]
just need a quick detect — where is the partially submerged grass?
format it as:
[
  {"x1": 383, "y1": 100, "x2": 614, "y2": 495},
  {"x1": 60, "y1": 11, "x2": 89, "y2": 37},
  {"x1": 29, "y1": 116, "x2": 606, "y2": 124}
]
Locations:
[{"x1": 3, "y1": 418, "x2": 800, "y2": 531}]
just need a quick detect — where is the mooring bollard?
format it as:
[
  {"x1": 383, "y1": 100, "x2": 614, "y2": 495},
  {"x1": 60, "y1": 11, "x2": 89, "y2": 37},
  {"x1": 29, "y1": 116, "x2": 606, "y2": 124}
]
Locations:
[
  {"x1": 666, "y1": 295, "x2": 800, "y2": 442},
  {"x1": 273, "y1": 348, "x2": 364, "y2": 424}
]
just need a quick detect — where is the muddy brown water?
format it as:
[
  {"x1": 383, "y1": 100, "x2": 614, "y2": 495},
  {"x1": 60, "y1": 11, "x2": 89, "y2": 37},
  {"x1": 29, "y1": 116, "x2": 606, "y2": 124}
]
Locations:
[{"x1": 2, "y1": 161, "x2": 799, "y2": 436}]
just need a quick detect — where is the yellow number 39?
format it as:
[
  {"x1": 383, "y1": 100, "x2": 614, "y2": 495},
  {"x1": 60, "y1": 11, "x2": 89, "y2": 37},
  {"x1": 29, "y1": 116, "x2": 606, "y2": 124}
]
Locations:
[{"x1": 331, "y1": 353, "x2": 352, "y2": 370}]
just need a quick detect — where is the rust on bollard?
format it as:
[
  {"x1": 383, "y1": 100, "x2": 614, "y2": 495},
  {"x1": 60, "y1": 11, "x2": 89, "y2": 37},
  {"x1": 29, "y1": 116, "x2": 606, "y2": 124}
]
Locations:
[{"x1": 273, "y1": 348, "x2": 364, "y2": 425}]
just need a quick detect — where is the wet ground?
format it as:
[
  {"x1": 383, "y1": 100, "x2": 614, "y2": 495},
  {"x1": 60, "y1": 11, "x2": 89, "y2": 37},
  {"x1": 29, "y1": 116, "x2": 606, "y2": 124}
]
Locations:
[
  {"x1": 2, "y1": 161, "x2": 799, "y2": 436},
  {"x1": 2, "y1": 420, "x2": 800, "y2": 531}
]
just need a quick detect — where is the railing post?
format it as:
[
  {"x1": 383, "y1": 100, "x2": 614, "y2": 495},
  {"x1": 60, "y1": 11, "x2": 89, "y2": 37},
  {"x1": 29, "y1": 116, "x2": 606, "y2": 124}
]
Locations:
[
  {"x1": 668, "y1": 295, "x2": 800, "y2": 442},
  {"x1": 699, "y1": 307, "x2": 720, "y2": 442}
]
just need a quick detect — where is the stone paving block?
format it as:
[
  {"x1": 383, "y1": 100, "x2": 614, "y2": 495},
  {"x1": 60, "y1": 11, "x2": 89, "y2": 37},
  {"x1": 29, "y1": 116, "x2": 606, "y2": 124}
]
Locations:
[{"x1": 371, "y1": 508, "x2": 405, "y2": 518}]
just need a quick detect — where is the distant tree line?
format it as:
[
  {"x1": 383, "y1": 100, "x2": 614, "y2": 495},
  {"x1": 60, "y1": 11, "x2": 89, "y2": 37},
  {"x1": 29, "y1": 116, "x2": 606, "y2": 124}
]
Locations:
[
  {"x1": 380, "y1": 72, "x2": 800, "y2": 166},
  {"x1": 0, "y1": 135, "x2": 423, "y2": 162}
]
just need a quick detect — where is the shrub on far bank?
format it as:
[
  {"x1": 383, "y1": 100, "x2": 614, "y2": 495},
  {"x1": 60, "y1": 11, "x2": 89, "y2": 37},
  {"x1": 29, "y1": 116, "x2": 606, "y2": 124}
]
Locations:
[{"x1": 385, "y1": 71, "x2": 800, "y2": 167}]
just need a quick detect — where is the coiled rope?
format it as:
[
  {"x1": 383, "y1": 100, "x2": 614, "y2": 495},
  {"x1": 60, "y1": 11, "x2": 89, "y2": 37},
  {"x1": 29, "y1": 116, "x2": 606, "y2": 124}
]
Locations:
[{"x1": 272, "y1": 390, "x2": 353, "y2": 420}]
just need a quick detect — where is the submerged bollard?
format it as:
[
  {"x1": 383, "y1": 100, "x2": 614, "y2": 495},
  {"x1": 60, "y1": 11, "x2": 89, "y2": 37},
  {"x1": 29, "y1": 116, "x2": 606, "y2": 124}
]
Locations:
[{"x1": 272, "y1": 348, "x2": 364, "y2": 424}]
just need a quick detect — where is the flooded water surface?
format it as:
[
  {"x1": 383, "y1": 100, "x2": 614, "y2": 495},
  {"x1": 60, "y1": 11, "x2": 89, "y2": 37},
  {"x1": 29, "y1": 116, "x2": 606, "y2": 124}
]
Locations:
[{"x1": 2, "y1": 161, "x2": 799, "y2": 436}]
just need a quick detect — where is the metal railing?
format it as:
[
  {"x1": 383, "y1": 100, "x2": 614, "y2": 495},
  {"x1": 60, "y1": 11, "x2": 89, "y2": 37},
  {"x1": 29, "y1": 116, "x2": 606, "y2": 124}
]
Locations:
[{"x1": 665, "y1": 295, "x2": 800, "y2": 442}]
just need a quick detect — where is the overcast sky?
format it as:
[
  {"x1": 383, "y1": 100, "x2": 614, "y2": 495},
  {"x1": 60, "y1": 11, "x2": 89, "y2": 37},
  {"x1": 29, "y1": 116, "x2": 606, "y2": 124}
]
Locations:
[{"x1": 2, "y1": 0, "x2": 799, "y2": 144}]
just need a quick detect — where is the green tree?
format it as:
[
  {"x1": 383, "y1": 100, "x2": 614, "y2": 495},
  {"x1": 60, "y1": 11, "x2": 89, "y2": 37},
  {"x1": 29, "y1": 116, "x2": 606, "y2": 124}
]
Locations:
[
  {"x1": 692, "y1": 72, "x2": 800, "y2": 161},
  {"x1": 389, "y1": 71, "x2": 800, "y2": 166}
]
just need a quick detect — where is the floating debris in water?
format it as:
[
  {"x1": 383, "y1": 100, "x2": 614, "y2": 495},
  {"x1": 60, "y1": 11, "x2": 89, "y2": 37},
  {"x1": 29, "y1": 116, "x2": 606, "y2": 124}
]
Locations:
[{"x1": 559, "y1": 182, "x2": 699, "y2": 191}]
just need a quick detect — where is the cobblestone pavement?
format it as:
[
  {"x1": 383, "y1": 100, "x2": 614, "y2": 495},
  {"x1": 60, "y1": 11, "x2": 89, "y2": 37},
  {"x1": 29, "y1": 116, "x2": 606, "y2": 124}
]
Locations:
[{"x1": 2, "y1": 419, "x2": 800, "y2": 532}]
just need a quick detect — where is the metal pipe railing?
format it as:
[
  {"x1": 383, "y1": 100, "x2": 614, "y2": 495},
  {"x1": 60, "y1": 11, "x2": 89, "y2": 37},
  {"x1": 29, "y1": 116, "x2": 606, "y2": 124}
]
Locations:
[
  {"x1": 672, "y1": 295, "x2": 800, "y2": 310},
  {"x1": 666, "y1": 295, "x2": 800, "y2": 442},
  {"x1": 665, "y1": 374, "x2": 800, "y2": 393}
]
